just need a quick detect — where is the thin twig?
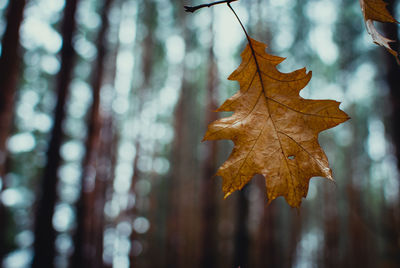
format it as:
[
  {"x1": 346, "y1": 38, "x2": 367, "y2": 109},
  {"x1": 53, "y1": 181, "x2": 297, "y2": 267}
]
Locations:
[{"x1": 184, "y1": 0, "x2": 238, "y2": 13}]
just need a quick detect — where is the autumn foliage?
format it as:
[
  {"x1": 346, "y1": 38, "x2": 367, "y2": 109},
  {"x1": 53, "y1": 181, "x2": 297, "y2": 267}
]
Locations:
[{"x1": 204, "y1": 39, "x2": 349, "y2": 207}]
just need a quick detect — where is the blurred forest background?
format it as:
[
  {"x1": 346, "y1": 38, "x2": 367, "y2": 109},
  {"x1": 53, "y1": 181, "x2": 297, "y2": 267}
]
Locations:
[{"x1": 0, "y1": 0, "x2": 400, "y2": 267}]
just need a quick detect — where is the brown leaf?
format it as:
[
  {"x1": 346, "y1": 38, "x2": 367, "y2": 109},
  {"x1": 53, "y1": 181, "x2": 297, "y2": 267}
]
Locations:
[
  {"x1": 359, "y1": 0, "x2": 399, "y2": 61},
  {"x1": 203, "y1": 38, "x2": 349, "y2": 208}
]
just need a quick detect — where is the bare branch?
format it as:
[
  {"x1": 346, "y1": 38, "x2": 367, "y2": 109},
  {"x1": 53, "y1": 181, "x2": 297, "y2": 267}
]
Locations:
[{"x1": 184, "y1": 0, "x2": 238, "y2": 13}]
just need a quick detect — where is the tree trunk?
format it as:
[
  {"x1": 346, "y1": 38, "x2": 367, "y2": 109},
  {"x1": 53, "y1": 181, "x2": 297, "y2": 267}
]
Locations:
[
  {"x1": 286, "y1": 211, "x2": 302, "y2": 268},
  {"x1": 32, "y1": 0, "x2": 80, "y2": 267},
  {"x1": 127, "y1": 1, "x2": 158, "y2": 265},
  {"x1": 255, "y1": 201, "x2": 277, "y2": 268},
  {"x1": 233, "y1": 187, "x2": 249, "y2": 268},
  {"x1": 383, "y1": 0, "x2": 400, "y2": 265},
  {"x1": 129, "y1": 141, "x2": 140, "y2": 267},
  {"x1": 0, "y1": 0, "x2": 26, "y2": 176},
  {"x1": 323, "y1": 186, "x2": 340, "y2": 268},
  {"x1": 384, "y1": 1, "x2": 400, "y2": 168},
  {"x1": 166, "y1": 81, "x2": 185, "y2": 267},
  {"x1": 165, "y1": 57, "x2": 202, "y2": 268},
  {"x1": 346, "y1": 184, "x2": 373, "y2": 267},
  {"x1": 166, "y1": 2, "x2": 202, "y2": 266},
  {"x1": 0, "y1": 0, "x2": 27, "y2": 262},
  {"x1": 72, "y1": 0, "x2": 113, "y2": 266},
  {"x1": 200, "y1": 12, "x2": 219, "y2": 268},
  {"x1": 94, "y1": 116, "x2": 116, "y2": 268}
]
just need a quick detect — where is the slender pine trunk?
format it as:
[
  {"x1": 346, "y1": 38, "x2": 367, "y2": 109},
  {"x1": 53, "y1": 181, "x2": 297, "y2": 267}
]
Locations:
[
  {"x1": 323, "y1": 186, "x2": 340, "y2": 268},
  {"x1": 166, "y1": 85, "x2": 185, "y2": 267},
  {"x1": 72, "y1": 0, "x2": 113, "y2": 266},
  {"x1": 0, "y1": 0, "x2": 27, "y2": 262},
  {"x1": 32, "y1": 0, "x2": 80, "y2": 266},
  {"x1": 286, "y1": 211, "x2": 302, "y2": 268},
  {"x1": 384, "y1": 2, "x2": 400, "y2": 167},
  {"x1": 0, "y1": 0, "x2": 26, "y2": 176},
  {"x1": 383, "y1": 0, "x2": 400, "y2": 265},
  {"x1": 129, "y1": 141, "x2": 140, "y2": 267},
  {"x1": 166, "y1": 2, "x2": 190, "y2": 266},
  {"x1": 200, "y1": 12, "x2": 219, "y2": 267},
  {"x1": 94, "y1": 116, "x2": 116, "y2": 268},
  {"x1": 346, "y1": 183, "x2": 373, "y2": 267},
  {"x1": 253, "y1": 200, "x2": 277, "y2": 268},
  {"x1": 233, "y1": 187, "x2": 249, "y2": 268}
]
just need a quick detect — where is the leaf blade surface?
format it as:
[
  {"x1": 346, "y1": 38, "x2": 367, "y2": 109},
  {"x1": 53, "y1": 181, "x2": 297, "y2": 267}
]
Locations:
[{"x1": 204, "y1": 38, "x2": 349, "y2": 207}]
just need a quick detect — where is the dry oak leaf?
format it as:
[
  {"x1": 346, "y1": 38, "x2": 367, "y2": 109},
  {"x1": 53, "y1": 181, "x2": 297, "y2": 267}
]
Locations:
[
  {"x1": 203, "y1": 38, "x2": 349, "y2": 208},
  {"x1": 359, "y1": 0, "x2": 399, "y2": 61}
]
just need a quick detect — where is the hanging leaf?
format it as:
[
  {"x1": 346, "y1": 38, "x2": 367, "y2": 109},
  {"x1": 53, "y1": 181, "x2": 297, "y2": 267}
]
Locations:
[
  {"x1": 359, "y1": 0, "x2": 399, "y2": 61},
  {"x1": 203, "y1": 38, "x2": 349, "y2": 208}
]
